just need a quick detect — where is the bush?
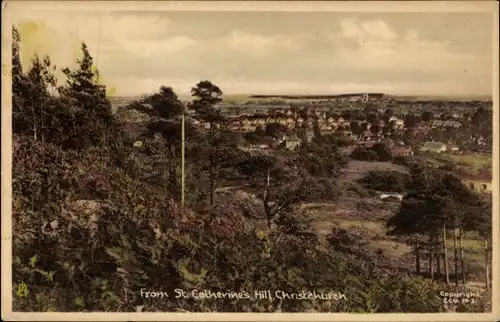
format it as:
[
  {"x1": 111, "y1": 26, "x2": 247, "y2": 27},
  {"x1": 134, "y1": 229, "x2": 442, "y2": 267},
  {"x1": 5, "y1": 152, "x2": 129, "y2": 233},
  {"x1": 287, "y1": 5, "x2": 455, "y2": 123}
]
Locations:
[
  {"x1": 358, "y1": 170, "x2": 411, "y2": 193},
  {"x1": 350, "y1": 143, "x2": 393, "y2": 162},
  {"x1": 392, "y1": 155, "x2": 412, "y2": 166}
]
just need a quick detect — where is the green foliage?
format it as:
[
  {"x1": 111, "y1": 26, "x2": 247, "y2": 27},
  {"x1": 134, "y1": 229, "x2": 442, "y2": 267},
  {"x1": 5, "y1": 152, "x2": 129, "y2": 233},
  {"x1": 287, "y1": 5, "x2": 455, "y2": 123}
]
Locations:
[
  {"x1": 350, "y1": 143, "x2": 392, "y2": 162},
  {"x1": 297, "y1": 136, "x2": 349, "y2": 177},
  {"x1": 189, "y1": 80, "x2": 225, "y2": 124},
  {"x1": 12, "y1": 30, "x2": 119, "y2": 150},
  {"x1": 386, "y1": 165, "x2": 486, "y2": 237},
  {"x1": 264, "y1": 122, "x2": 288, "y2": 138},
  {"x1": 358, "y1": 170, "x2": 411, "y2": 193}
]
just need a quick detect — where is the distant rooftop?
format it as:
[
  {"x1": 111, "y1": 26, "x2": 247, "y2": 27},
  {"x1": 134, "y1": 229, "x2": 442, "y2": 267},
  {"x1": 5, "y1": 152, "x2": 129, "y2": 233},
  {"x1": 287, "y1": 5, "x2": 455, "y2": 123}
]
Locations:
[{"x1": 422, "y1": 141, "x2": 446, "y2": 148}]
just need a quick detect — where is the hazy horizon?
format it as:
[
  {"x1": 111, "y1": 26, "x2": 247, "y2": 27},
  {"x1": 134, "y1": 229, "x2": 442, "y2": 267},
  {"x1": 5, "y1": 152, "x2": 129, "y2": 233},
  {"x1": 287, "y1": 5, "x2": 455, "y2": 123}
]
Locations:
[{"x1": 12, "y1": 10, "x2": 494, "y2": 98}]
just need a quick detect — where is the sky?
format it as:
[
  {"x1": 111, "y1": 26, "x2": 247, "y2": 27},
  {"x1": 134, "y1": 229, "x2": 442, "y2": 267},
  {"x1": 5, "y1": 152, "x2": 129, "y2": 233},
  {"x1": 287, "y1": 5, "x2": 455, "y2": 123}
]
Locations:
[{"x1": 10, "y1": 8, "x2": 495, "y2": 98}]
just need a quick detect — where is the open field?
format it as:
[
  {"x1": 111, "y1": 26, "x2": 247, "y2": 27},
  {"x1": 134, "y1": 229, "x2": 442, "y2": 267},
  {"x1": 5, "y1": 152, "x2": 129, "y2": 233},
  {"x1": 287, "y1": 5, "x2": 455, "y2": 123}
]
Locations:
[
  {"x1": 304, "y1": 199, "x2": 486, "y2": 283},
  {"x1": 449, "y1": 154, "x2": 492, "y2": 171},
  {"x1": 279, "y1": 159, "x2": 487, "y2": 283},
  {"x1": 216, "y1": 158, "x2": 488, "y2": 285}
]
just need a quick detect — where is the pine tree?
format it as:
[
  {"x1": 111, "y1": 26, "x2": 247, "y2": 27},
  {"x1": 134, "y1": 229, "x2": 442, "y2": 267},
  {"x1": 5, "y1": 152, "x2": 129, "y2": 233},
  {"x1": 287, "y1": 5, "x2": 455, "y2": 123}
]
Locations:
[
  {"x1": 188, "y1": 81, "x2": 225, "y2": 206},
  {"x1": 129, "y1": 86, "x2": 192, "y2": 198},
  {"x1": 58, "y1": 42, "x2": 116, "y2": 149},
  {"x1": 386, "y1": 165, "x2": 481, "y2": 284},
  {"x1": 12, "y1": 26, "x2": 57, "y2": 141}
]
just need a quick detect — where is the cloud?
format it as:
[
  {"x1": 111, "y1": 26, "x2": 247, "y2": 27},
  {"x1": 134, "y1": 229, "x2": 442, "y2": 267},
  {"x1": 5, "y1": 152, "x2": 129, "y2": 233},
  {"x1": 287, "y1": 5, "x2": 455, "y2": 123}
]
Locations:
[
  {"x1": 223, "y1": 30, "x2": 302, "y2": 57},
  {"x1": 121, "y1": 36, "x2": 197, "y2": 57},
  {"x1": 10, "y1": 11, "x2": 492, "y2": 97},
  {"x1": 331, "y1": 18, "x2": 490, "y2": 79},
  {"x1": 360, "y1": 20, "x2": 398, "y2": 40}
]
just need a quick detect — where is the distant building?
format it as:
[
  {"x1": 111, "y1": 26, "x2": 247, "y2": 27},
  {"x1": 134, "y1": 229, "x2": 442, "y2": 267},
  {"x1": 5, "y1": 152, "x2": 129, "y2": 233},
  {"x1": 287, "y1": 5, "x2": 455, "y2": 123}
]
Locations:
[
  {"x1": 392, "y1": 147, "x2": 414, "y2": 156},
  {"x1": 379, "y1": 193, "x2": 404, "y2": 202},
  {"x1": 305, "y1": 131, "x2": 315, "y2": 142},
  {"x1": 420, "y1": 141, "x2": 447, "y2": 153},
  {"x1": 280, "y1": 134, "x2": 302, "y2": 151}
]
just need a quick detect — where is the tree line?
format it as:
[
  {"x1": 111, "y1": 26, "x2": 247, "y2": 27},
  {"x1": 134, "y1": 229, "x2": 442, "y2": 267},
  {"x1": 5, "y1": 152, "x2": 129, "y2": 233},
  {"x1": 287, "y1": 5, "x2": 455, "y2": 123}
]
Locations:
[{"x1": 385, "y1": 165, "x2": 492, "y2": 289}]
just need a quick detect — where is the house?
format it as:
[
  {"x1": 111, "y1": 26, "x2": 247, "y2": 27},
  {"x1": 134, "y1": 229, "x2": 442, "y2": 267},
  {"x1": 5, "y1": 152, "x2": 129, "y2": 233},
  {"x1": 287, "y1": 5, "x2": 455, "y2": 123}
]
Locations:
[
  {"x1": 228, "y1": 122, "x2": 242, "y2": 131},
  {"x1": 322, "y1": 129, "x2": 336, "y2": 136},
  {"x1": 341, "y1": 130, "x2": 352, "y2": 135},
  {"x1": 420, "y1": 141, "x2": 447, "y2": 153},
  {"x1": 306, "y1": 131, "x2": 315, "y2": 142},
  {"x1": 431, "y1": 120, "x2": 444, "y2": 128},
  {"x1": 383, "y1": 139, "x2": 396, "y2": 149},
  {"x1": 379, "y1": 193, "x2": 404, "y2": 202},
  {"x1": 256, "y1": 118, "x2": 266, "y2": 126},
  {"x1": 394, "y1": 120, "x2": 405, "y2": 129},
  {"x1": 358, "y1": 131, "x2": 372, "y2": 142},
  {"x1": 320, "y1": 124, "x2": 333, "y2": 131},
  {"x1": 443, "y1": 121, "x2": 462, "y2": 129},
  {"x1": 392, "y1": 147, "x2": 414, "y2": 156},
  {"x1": 414, "y1": 125, "x2": 429, "y2": 135},
  {"x1": 280, "y1": 135, "x2": 302, "y2": 151}
]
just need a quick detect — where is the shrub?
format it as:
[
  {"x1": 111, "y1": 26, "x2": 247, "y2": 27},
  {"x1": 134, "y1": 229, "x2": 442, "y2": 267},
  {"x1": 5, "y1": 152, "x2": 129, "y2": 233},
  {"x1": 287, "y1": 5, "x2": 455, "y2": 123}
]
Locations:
[
  {"x1": 358, "y1": 170, "x2": 411, "y2": 193},
  {"x1": 350, "y1": 143, "x2": 393, "y2": 162},
  {"x1": 392, "y1": 155, "x2": 412, "y2": 166}
]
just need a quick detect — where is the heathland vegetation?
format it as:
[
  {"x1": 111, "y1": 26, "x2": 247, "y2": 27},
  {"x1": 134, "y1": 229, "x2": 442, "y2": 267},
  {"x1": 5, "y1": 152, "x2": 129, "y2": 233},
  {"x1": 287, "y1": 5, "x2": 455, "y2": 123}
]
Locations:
[{"x1": 11, "y1": 28, "x2": 492, "y2": 312}]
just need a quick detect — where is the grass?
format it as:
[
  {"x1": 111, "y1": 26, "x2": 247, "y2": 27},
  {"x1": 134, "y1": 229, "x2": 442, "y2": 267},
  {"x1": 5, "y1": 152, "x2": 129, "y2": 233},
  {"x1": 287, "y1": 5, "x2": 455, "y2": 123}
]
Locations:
[
  {"x1": 449, "y1": 154, "x2": 492, "y2": 171},
  {"x1": 445, "y1": 237, "x2": 484, "y2": 251},
  {"x1": 335, "y1": 219, "x2": 386, "y2": 233},
  {"x1": 464, "y1": 180, "x2": 493, "y2": 192},
  {"x1": 308, "y1": 202, "x2": 487, "y2": 273},
  {"x1": 374, "y1": 240, "x2": 412, "y2": 257}
]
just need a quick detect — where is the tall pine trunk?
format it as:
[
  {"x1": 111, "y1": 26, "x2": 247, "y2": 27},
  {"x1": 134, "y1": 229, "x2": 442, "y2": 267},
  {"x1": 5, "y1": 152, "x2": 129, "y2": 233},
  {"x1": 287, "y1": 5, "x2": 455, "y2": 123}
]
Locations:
[
  {"x1": 459, "y1": 228, "x2": 466, "y2": 285},
  {"x1": 436, "y1": 240, "x2": 441, "y2": 278},
  {"x1": 31, "y1": 99, "x2": 37, "y2": 141},
  {"x1": 454, "y1": 227, "x2": 459, "y2": 286},
  {"x1": 443, "y1": 223, "x2": 450, "y2": 284},
  {"x1": 484, "y1": 239, "x2": 490, "y2": 290},
  {"x1": 163, "y1": 157, "x2": 168, "y2": 195},
  {"x1": 415, "y1": 234, "x2": 421, "y2": 274},
  {"x1": 209, "y1": 123, "x2": 215, "y2": 206},
  {"x1": 429, "y1": 237, "x2": 434, "y2": 281},
  {"x1": 169, "y1": 145, "x2": 177, "y2": 195}
]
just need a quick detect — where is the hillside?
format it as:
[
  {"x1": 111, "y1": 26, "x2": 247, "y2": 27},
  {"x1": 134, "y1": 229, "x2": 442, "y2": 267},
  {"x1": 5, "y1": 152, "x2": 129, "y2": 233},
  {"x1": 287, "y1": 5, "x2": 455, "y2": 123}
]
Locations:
[{"x1": 10, "y1": 30, "x2": 493, "y2": 313}]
